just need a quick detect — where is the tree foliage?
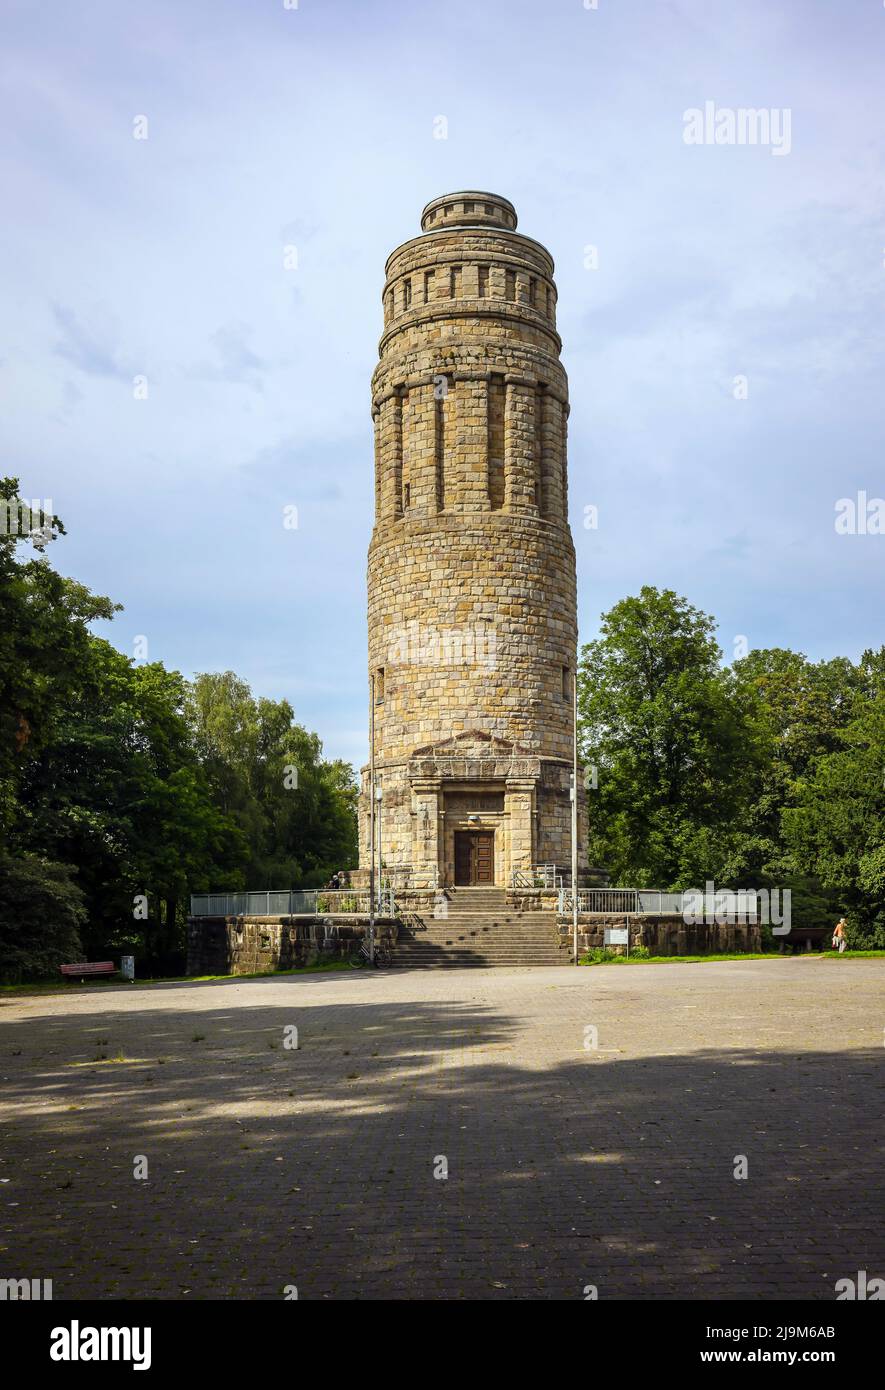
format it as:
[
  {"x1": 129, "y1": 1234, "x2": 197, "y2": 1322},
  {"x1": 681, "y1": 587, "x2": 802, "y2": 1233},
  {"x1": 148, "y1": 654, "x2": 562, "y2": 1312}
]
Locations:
[
  {"x1": 186, "y1": 671, "x2": 357, "y2": 888},
  {"x1": 578, "y1": 586, "x2": 882, "y2": 945},
  {"x1": 578, "y1": 586, "x2": 759, "y2": 887},
  {"x1": 784, "y1": 649, "x2": 885, "y2": 947},
  {"x1": 0, "y1": 854, "x2": 87, "y2": 982},
  {"x1": 0, "y1": 478, "x2": 358, "y2": 978}
]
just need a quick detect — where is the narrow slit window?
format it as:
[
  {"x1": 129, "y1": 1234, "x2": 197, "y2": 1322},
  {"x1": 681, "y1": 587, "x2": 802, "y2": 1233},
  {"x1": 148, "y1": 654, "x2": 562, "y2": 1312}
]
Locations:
[
  {"x1": 424, "y1": 269, "x2": 434, "y2": 303},
  {"x1": 403, "y1": 482, "x2": 411, "y2": 510},
  {"x1": 376, "y1": 668, "x2": 385, "y2": 703},
  {"x1": 505, "y1": 269, "x2": 516, "y2": 301},
  {"x1": 450, "y1": 265, "x2": 461, "y2": 297},
  {"x1": 562, "y1": 666, "x2": 570, "y2": 701},
  {"x1": 487, "y1": 374, "x2": 505, "y2": 510},
  {"x1": 478, "y1": 265, "x2": 489, "y2": 297},
  {"x1": 529, "y1": 277, "x2": 537, "y2": 307},
  {"x1": 403, "y1": 278, "x2": 412, "y2": 310}
]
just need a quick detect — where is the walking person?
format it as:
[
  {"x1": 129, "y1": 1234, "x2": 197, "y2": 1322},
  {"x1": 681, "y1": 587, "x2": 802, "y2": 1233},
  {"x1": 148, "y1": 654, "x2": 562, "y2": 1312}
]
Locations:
[{"x1": 832, "y1": 917, "x2": 848, "y2": 953}]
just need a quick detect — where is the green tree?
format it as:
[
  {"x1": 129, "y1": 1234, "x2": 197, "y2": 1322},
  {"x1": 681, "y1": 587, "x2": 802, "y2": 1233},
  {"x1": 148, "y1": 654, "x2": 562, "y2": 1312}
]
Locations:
[
  {"x1": 577, "y1": 586, "x2": 760, "y2": 887},
  {"x1": 0, "y1": 854, "x2": 87, "y2": 982},
  {"x1": 15, "y1": 643, "x2": 244, "y2": 964},
  {"x1": 718, "y1": 647, "x2": 862, "y2": 932},
  {"x1": 0, "y1": 477, "x2": 118, "y2": 836},
  {"x1": 786, "y1": 649, "x2": 885, "y2": 947},
  {"x1": 186, "y1": 671, "x2": 357, "y2": 886},
  {"x1": 1, "y1": 481, "x2": 357, "y2": 974}
]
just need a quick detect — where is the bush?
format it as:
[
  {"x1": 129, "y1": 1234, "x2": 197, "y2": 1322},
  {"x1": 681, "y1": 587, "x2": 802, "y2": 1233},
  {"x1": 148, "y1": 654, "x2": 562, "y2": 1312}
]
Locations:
[
  {"x1": 579, "y1": 948, "x2": 618, "y2": 965},
  {"x1": 845, "y1": 909, "x2": 885, "y2": 951},
  {"x1": 0, "y1": 854, "x2": 87, "y2": 982}
]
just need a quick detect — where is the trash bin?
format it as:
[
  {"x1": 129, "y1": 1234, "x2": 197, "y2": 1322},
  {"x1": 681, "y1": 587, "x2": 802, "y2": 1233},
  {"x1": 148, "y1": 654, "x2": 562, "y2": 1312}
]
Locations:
[{"x1": 121, "y1": 955, "x2": 135, "y2": 980}]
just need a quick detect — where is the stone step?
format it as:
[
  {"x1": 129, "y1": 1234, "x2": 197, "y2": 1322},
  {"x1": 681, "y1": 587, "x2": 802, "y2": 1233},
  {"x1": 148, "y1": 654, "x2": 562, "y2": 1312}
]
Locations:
[
  {"x1": 392, "y1": 954, "x2": 571, "y2": 968},
  {"x1": 398, "y1": 928, "x2": 561, "y2": 941},
  {"x1": 400, "y1": 926, "x2": 558, "y2": 936},
  {"x1": 446, "y1": 894, "x2": 507, "y2": 904},
  {"x1": 419, "y1": 910, "x2": 555, "y2": 919},
  {"x1": 394, "y1": 895, "x2": 565, "y2": 966},
  {"x1": 402, "y1": 929, "x2": 558, "y2": 939},
  {"x1": 394, "y1": 944, "x2": 568, "y2": 955},
  {"x1": 401, "y1": 926, "x2": 557, "y2": 936},
  {"x1": 430, "y1": 913, "x2": 555, "y2": 919},
  {"x1": 393, "y1": 947, "x2": 569, "y2": 964}
]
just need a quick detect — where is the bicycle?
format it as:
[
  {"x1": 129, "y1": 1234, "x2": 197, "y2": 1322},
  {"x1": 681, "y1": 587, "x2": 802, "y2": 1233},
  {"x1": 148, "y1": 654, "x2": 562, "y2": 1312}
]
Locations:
[{"x1": 349, "y1": 937, "x2": 392, "y2": 968}]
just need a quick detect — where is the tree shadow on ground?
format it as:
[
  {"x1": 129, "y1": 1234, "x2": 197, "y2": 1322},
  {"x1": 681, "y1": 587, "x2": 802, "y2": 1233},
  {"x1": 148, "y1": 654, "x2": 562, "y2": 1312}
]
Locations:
[{"x1": 1, "y1": 976, "x2": 883, "y2": 1300}]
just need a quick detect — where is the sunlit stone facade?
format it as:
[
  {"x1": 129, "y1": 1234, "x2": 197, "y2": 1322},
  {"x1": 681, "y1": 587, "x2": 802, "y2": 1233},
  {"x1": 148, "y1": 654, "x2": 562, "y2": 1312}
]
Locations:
[{"x1": 357, "y1": 192, "x2": 586, "y2": 889}]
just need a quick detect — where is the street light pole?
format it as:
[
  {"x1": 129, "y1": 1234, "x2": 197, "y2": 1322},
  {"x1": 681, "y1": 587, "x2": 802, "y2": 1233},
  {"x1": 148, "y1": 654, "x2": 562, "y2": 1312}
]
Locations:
[
  {"x1": 375, "y1": 772, "x2": 383, "y2": 911},
  {"x1": 369, "y1": 673, "x2": 376, "y2": 963},
  {"x1": 572, "y1": 668, "x2": 579, "y2": 966}
]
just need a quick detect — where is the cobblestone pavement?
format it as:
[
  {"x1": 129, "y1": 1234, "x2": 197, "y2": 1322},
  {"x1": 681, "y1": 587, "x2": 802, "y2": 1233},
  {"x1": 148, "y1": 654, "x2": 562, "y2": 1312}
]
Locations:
[{"x1": 1, "y1": 959, "x2": 883, "y2": 1300}]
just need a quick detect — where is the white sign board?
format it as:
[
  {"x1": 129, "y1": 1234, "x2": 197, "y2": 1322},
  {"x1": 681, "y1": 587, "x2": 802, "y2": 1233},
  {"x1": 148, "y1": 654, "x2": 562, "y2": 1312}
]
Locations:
[{"x1": 604, "y1": 927, "x2": 628, "y2": 946}]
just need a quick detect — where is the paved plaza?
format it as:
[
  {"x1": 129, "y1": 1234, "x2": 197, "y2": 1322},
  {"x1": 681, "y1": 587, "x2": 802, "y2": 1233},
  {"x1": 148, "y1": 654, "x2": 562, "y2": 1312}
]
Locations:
[{"x1": 1, "y1": 958, "x2": 883, "y2": 1300}]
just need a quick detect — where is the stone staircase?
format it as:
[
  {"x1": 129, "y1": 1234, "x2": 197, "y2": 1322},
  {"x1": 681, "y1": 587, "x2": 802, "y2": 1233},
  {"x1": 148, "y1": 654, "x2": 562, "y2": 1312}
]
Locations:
[{"x1": 393, "y1": 887, "x2": 571, "y2": 968}]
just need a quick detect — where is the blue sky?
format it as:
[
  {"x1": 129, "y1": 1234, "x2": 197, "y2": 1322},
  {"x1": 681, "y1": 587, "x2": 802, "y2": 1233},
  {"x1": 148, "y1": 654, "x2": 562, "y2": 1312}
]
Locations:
[{"x1": 3, "y1": 0, "x2": 883, "y2": 767}]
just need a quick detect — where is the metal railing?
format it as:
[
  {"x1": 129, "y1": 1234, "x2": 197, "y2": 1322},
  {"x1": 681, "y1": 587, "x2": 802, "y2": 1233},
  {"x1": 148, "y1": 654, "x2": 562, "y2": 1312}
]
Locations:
[
  {"x1": 190, "y1": 889, "x2": 396, "y2": 918},
  {"x1": 557, "y1": 888, "x2": 759, "y2": 918},
  {"x1": 510, "y1": 864, "x2": 568, "y2": 889}
]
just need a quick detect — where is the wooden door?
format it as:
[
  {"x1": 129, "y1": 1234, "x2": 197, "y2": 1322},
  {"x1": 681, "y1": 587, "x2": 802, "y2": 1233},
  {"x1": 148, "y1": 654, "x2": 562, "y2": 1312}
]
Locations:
[
  {"x1": 454, "y1": 831, "x2": 495, "y2": 885},
  {"x1": 474, "y1": 832, "x2": 494, "y2": 884}
]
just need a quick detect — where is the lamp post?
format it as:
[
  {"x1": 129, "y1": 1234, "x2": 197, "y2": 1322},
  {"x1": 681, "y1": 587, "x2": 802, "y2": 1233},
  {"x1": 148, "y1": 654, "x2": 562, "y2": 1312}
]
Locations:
[
  {"x1": 572, "y1": 668, "x2": 579, "y2": 966},
  {"x1": 375, "y1": 776, "x2": 383, "y2": 902},
  {"x1": 369, "y1": 674, "x2": 376, "y2": 963}
]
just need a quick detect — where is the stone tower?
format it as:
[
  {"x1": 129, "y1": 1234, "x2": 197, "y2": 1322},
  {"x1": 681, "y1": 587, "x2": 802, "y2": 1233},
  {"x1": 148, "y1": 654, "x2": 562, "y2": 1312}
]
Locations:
[{"x1": 358, "y1": 191, "x2": 586, "y2": 891}]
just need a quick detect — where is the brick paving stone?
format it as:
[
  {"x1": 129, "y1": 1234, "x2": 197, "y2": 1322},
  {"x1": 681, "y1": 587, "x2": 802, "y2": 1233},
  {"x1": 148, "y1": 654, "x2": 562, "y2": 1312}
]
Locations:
[{"x1": 0, "y1": 958, "x2": 882, "y2": 1300}]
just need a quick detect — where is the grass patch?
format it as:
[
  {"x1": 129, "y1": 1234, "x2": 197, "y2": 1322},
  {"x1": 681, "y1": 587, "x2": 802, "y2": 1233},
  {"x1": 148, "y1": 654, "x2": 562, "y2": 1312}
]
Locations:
[
  {"x1": 0, "y1": 959, "x2": 355, "y2": 997},
  {"x1": 578, "y1": 949, "x2": 885, "y2": 965},
  {"x1": 820, "y1": 949, "x2": 885, "y2": 959},
  {"x1": 581, "y1": 950, "x2": 799, "y2": 966}
]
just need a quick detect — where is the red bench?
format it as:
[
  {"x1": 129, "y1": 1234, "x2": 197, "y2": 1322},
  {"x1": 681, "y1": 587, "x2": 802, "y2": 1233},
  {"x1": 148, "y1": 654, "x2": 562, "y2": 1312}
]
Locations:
[{"x1": 59, "y1": 961, "x2": 117, "y2": 982}]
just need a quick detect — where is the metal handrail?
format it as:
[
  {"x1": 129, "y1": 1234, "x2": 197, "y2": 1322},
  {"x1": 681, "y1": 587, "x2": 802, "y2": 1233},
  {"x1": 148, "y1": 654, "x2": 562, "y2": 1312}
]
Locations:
[
  {"x1": 190, "y1": 889, "x2": 396, "y2": 918},
  {"x1": 509, "y1": 864, "x2": 568, "y2": 889},
  {"x1": 557, "y1": 888, "x2": 760, "y2": 918}
]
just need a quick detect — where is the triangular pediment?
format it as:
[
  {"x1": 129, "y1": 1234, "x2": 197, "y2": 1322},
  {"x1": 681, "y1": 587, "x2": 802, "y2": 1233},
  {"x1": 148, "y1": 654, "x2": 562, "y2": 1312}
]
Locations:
[{"x1": 410, "y1": 729, "x2": 536, "y2": 761}]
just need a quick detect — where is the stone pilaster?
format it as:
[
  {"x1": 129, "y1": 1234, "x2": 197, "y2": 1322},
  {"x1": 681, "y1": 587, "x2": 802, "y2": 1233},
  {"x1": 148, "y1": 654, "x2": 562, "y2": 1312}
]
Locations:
[
  {"x1": 411, "y1": 777, "x2": 442, "y2": 887},
  {"x1": 506, "y1": 777, "x2": 536, "y2": 876},
  {"x1": 504, "y1": 377, "x2": 539, "y2": 517},
  {"x1": 403, "y1": 382, "x2": 437, "y2": 516},
  {"x1": 453, "y1": 373, "x2": 491, "y2": 512}
]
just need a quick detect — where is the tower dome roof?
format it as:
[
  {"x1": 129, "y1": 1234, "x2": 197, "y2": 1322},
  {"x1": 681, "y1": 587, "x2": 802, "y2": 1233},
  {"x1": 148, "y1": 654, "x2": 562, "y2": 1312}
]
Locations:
[{"x1": 420, "y1": 192, "x2": 518, "y2": 233}]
